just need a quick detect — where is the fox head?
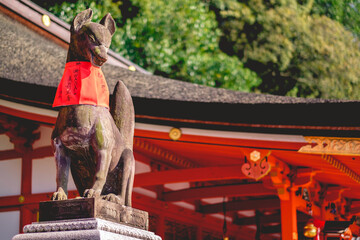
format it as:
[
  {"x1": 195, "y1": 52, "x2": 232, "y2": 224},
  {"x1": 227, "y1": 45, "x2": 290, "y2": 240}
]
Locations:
[{"x1": 67, "y1": 9, "x2": 115, "y2": 67}]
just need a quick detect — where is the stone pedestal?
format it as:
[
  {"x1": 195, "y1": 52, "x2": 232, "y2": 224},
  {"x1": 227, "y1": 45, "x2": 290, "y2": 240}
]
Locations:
[
  {"x1": 39, "y1": 197, "x2": 148, "y2": 230},
  {"x1": 12, "y1": 198, "x2": 161, "y2": 240},
  {"x1": 12, "y1": 218, "x2": 161, "y2": 240}
]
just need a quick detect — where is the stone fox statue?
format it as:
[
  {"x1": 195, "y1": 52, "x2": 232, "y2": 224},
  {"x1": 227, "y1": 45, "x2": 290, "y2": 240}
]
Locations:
[{"x1": 51, "y1": 9, "x2": 135, "y2": 207}]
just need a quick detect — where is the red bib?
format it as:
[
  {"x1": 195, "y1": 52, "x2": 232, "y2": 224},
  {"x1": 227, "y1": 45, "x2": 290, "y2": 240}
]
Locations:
[{"x1": 53, "y1": 61, "x2": 109, "y2": 109}]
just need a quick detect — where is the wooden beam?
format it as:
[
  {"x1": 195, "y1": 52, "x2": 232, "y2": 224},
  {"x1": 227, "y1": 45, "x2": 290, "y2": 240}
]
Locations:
[
  {"x1": 163, "y1": 183, "x2": 277, "y2": 202},
  {"x1": 134, "y1": 138, "x2": 197, "y2": 168},
  {"x1": 234, "y1": 211, "x2": 311, "y2": 226},
  {"x1": 350, "y1": 200, "x2": 360, "y2": 208},
  {"x1": 31, "y1": 146, "x2": 53, "y2": 159},
  {"x1": 0, "y1": 149, "x2": 21, "y2": 160},
  {"x1": 262, "y1": 224, "x2": 281, "y2": 234},
  {"x1": 322, "y1": 154, "x2": 360, "y2": 184},
  {"x1": 350, "y1": 206, "x2": 360, "y2": 214},
  {"x1": 0, "y1": 191, "x2": 79, "y2": 208},
  {"x1": 234, "y1": 213, "x2": 280, "y2": 226},
  {"x1": 324, "y1": 186, "x2": 347, "y2": 202},
  {"x1": 134, "y1": 165, "x2": 247, "y2": 187},
  {"x1": 200, "y1": 198, "x2": 280, "y2": 214}
]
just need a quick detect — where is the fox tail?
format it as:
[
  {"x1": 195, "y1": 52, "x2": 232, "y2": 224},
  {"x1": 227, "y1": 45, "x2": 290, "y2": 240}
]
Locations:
[{"x1": 110, "y1": 80, "x2": 135, "y2": 149}]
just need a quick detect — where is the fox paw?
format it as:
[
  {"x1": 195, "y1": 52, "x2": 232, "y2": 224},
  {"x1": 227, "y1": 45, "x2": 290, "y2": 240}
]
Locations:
[
  {"x1": 83, "y1": 189, "x2": 101, "y2": 198},
  {"x1": 102, "y1": 193, "x2": 124, "y2": 205},
  {"x1": 52, "y1": 187, "x2": 68, "y2": 201}
]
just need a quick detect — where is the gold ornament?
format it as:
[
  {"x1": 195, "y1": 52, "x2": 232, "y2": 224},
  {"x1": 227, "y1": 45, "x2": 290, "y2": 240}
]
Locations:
[
  {"x1": 18, "y1": 195, "x2": 25, "y2": 203},
  {"x1": 41, "y1": 15, "x2": 51, "y2": 27},
  {"x1": 128, "y1": 65, "x2": 136, "y2": 71},
  {"x1": 169, "y1": 128, "x2": 181, "y2": 141},
  {"x1": 304, "y1": 223, "x2": 317, "y2": 238}
]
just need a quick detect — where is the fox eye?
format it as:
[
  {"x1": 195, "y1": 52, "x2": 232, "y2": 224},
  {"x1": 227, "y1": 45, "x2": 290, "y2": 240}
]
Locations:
[{"x1": 88, "y1": 34, "x2": 96, "y2": 42}]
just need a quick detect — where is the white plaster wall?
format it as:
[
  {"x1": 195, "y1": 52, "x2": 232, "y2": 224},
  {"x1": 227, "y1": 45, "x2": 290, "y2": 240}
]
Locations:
[
  {"x1": 135, "y1": 160, "x2": 151, "y2": 174},
  {"x1": 164, "y1": 182, "x2": 190, "y2": 191},
  {"x1": 0, "y1": 210, "x2": 20, "y2": 239},
  {"x1": 32, "y1": 125, "x2": 53, "y2": 149},
  {"x1": 32, "y1": 157, "x2": 76, "y2": 194},
  {"x1": 172, "y1": 201, "x2": 195, "y2": 211},
  {"x1": 133, "y1": 187, "x2": 157, "y2": 199},
  {"x1": 209, "y1": 213, "x2": 232, "y2": 222},
  {"x1": 0, "y1": 159, "x2": 21, "y2": 197},
  {"x1": 0, "y1": 134, "x2": 14, "y2": 151}
]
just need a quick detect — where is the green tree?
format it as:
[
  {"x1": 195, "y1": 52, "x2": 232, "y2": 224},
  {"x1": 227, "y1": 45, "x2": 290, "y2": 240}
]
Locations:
[
  {"x1": 34, "y1": 0, "x2": 261, "y2": 92},
  {"x1": 33, "y1": 0, "x2": 123, "y2": 26},
  {"x1": 211, "y1": 0, "x2": 360, "y2": 99},
  {"x1": 311, "y1": 0, "x2": 360, "y2": 37},
  {"x1": 114, "y1": 0, "x2": 261, "y2": 91}
]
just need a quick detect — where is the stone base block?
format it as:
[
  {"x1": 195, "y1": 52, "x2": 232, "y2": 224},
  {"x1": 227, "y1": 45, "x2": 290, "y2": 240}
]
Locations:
[
  {"x1": 12, "y1": 218, "x2": 161, "y2": 240},
  {"x1": 39, "y1": 198, "x2": 148, "y2": 230}
]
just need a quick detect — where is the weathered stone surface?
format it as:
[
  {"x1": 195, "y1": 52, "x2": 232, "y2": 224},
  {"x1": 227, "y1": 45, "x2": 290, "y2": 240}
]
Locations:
[
  {"x1": 39, "y1": 198, "x2": 149, "y2": 230},
  {"x1": 12, "y1": 218, "x2": 161, "y2": 240}
]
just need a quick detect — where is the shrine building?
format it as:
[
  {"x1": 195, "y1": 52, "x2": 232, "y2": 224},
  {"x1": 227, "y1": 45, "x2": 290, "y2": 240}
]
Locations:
[{"x1": 1, "y1": 1, "x2": 360, "y2": 239}]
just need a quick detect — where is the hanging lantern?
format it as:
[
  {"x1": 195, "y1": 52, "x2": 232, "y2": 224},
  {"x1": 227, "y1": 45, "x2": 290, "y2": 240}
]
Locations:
[{"x1": 304, "y1": 222, "x2": 318, "y2": 238}]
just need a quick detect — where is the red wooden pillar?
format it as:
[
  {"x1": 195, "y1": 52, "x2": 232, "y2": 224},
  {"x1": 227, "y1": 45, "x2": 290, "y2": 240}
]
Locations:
[
  {"x1": 156, "y1": 213, "x2": 165, "y2": 239},
  {"x1": 20, "y1": 206, "x2": 32, "y2": 233},
  {"x1": 268, "y1": 158, "x2": 298, "y2": 239},
  {"x1": 280, "y1": 189, "x2": 298, "y2": 240},
  {"x1": 1, "y1": 116, "x2": 39, "y2": 233},
  {"x1": 21, "y1": 152, "x2": 32, "y2": 195},
  {"x1": 20, "y1": 151, "x2": 33, "y2": 232},
  {"x1": 196, "y1": 225, "x2": 203, "y2": 240}
]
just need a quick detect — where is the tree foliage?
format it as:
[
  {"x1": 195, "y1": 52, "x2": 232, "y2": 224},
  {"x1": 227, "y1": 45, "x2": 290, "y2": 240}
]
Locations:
[
  {"x1": 39, "y1": 0, "x2": 261, "y2": 92},
  {"x1": 33, "y1": 0, "x2": 360, "y2": 99},
  {"x1": 33, "y1": 0, "x2": 124, "y2": 26},
  {"x1": 311, "y1": 0, "x2": 360, "y2": 37},
  {"x1": 211, "y1": 0, "x2": 360, "y2": 99}
]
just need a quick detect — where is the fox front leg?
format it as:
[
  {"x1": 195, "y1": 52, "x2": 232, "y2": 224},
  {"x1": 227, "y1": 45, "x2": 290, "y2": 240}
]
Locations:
[
  {"x1": 102, "y1": 148, "x2": 134, "y2": 206},
  {"x1": 52, "y1": 138, "x2": 70, "y2": 200},
  {"x1": 83, "y1": 148, "x2": 111, "y2": 198}
]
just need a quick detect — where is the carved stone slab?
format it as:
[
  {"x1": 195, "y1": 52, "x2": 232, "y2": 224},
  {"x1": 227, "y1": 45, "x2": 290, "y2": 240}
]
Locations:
[
  {"x1": 39, "y1": 198, "x2": 148, "y2": 230},
  {"x1": 12, "y1": 218, "x2": 161, "y2": 240}
]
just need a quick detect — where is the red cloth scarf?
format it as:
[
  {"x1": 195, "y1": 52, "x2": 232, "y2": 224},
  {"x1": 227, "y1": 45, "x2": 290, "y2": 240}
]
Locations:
[{"x1": 53, "y1": 61, "x2": 109, "y2": 109}]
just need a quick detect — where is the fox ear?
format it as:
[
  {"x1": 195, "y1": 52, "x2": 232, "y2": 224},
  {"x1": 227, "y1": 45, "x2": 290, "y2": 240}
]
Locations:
[
  {"x1": 71, "y1": 8, "x2": 93, "y2": 32},
  {"x1": 100, "y1": 13, "x2": 116, "y2": 36}
]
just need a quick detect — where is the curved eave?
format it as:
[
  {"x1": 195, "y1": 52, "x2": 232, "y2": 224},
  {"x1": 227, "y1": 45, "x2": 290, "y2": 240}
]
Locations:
[
  {"x1": 133, "y1": 97, "x2": 360, "y2": 137},
  {"x1": 1, "y1": 80, "x2": 359, "y2": 138}
]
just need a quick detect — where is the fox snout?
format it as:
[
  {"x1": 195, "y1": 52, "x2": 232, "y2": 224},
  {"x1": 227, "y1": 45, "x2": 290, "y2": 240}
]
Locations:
[{"x1": 91, "y1": 45, "x2": 109, "y2": 66}]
